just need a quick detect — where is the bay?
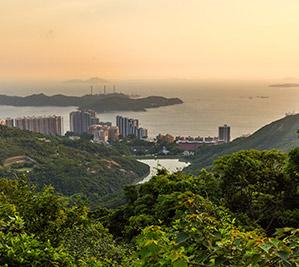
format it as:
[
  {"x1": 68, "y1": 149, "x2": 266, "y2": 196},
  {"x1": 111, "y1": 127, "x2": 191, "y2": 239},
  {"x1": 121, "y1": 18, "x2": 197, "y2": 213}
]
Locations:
[
  {"x1": 0, "y1": 80, "x2": 298, "y2": 138},
  {"x1": 137, "y1": 159, "x2": 190, "y2": 184}
]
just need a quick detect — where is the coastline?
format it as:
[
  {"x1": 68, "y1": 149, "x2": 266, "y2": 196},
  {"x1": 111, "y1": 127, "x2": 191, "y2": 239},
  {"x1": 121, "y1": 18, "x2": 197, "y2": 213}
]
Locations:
[
  {"x1": 134, "y1": 154, "x2": 190, "y2": 163},
  {"x1": 134, "y1": 168, "x2": 151, "y2": 184},
  {"x1": 0, "y1": 93, "x2": 183, "y2": 113},
  {"x1": 136, "y1": 158, "x2": 191, "y2": 184}
]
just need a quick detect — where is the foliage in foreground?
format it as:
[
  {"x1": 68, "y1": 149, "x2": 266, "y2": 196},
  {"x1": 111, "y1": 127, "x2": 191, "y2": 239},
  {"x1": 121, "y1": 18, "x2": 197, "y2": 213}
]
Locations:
[
  {"x1": 106, "y1": 149, "x2": 299, "y2": 266},
  {"x1": 130, "y1": 196, "x2": 299, "y2": 266},
  {"x1": 0, "y1": 148, "x2": 298, "y2": 266},
  {"x1": 0, "y1": 178, "x2": 127, "y2": 266}
]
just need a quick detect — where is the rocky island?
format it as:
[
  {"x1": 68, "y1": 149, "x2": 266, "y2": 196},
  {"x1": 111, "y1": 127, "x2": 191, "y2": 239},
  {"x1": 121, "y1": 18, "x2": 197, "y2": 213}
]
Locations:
[
  {"x1": 0, "y1": 93, "x2": 183, "y2": 112},
  {"x1": 269, "y1": 83, "x2": 299, "y2": 88}
]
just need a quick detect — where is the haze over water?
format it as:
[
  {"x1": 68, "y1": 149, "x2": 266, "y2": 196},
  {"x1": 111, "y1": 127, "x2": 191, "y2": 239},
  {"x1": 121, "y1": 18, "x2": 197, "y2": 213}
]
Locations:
[
  {"x1": 2, "y1": 1, "x2": 299, "y2": 139},
  {"x1": 0, "y1": 80, "x2": 298, "y2": 139}
]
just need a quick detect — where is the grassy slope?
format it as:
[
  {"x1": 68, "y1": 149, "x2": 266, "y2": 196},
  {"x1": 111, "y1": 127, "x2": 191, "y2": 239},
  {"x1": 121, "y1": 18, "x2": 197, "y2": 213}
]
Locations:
[
  {"x1": 187, "y1": 114, "x2": 299, "y2": 173},
  {"x1": 0, "y1": 126, "x2": 149, "y2": 204}
]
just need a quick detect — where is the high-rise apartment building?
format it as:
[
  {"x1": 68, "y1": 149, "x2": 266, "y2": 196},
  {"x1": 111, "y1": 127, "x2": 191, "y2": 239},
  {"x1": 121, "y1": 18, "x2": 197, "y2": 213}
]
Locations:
[
  {"x1": 70, "y1": 109, "x2": 98, "y2": 135},
  {"x1": 0, "y1": 118, "x2": 14, "y2": 127},
  {"x1": 218, "y1": 124, "x2": 231, "y2": 143},
  {"x1": 116, "y1": 115, "x2": 148, "y2": 139},
  {"x1": 14, "y1": 116, "x2": 63, "y2": 136}
]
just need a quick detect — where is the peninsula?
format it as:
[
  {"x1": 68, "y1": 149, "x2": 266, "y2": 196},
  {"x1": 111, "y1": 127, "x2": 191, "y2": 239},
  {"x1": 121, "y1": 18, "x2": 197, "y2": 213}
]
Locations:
[{"x1": 0, "y1": 93, "x2": 183, "y2": 112}]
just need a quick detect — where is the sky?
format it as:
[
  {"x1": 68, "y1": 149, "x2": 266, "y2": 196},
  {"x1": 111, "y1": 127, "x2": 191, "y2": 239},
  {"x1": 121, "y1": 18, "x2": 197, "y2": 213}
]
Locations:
[{"x1": 1, "y1": 0, "x2": 299, "y2": 81}]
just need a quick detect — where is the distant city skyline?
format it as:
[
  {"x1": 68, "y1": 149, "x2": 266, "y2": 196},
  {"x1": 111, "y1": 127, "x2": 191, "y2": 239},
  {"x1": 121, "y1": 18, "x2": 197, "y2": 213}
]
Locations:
[
  {"x1": 1, "y1": 115, "x2": 64, "y2": 136},
  {"x1": 1, "y1": 1, "x2": 299, "y2": 81}
]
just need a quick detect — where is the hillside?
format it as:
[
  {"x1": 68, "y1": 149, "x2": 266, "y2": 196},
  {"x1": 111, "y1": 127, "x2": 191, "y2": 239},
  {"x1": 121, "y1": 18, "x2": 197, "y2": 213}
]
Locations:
[
  {"x1": 0, "y1": 147, "x2": 298, "y2": 265},
  {"x1": 0, "y1": 126, "x2": 149, "y2": 204},
  {"x1": 187, "y1": 114, "x2": 299, "y2": 172},
  {"x1": 0, "y1": 93, "x2": 183, "y2": 112}
]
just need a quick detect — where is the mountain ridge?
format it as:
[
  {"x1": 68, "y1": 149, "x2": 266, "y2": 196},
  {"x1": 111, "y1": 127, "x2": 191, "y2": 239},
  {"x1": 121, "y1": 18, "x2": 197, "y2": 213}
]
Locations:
[{"x1": 186, "y1": 114, "x2": 299, "y2": 172}]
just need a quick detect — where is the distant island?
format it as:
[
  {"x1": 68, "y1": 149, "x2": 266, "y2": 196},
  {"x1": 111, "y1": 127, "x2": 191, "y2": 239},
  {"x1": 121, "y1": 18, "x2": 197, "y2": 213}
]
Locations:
[
  {"x1": 269, "y1": 83, "x2": 299, "y2": 88},
  {"x1": 0, "y1": 93, "x2": 183, "y2": 112},
  {"x1": 63, "y1": 77, "x2": 109, "y2": 84}
]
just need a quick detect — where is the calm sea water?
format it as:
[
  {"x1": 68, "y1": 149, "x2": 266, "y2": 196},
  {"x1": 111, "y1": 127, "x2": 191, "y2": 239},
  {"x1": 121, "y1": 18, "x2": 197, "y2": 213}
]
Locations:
[
  {"x1": 0, "y1": 80, "x2": 298, "y2": 138},
  {"x1": 137, "y1": 159, "x2": 190, "y2": 183}
]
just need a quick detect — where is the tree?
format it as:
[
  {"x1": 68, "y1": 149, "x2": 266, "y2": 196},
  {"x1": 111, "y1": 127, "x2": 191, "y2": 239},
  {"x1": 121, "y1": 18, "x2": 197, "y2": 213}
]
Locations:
[
  {"x1": 0, "y1": 177, "x2": 128, "y2": 266},
  {"x1": 213, "y1": 150, "x2": 293, "y2": 231}
]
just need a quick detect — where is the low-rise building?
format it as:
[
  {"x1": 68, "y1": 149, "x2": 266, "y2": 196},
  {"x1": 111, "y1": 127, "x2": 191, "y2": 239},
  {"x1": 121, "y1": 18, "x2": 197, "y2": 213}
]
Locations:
[
  {"x1": 88, "y1": 124, "x2": 120, "y2": 143},
  {"x1": 176, "y1": 136, "x2": 219, "y2": 151},
  {"x1": 108, "y1": 126, "x2": 120, "y2": 142},
  {"x1": 88, "y1": 125, "x2": 108, "y2": 143},
  {"x1": 182, "y1": 150, "x2": 195, "y2": 157},
  {"x1": 157, "y1": 133, "x2": 175, "y2": 143}
]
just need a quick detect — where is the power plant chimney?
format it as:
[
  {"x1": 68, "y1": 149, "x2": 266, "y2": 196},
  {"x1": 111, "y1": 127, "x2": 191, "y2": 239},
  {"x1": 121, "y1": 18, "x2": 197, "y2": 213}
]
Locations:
[{"x1": 90, "y1": 85, "x2": 93, "y2": 95}]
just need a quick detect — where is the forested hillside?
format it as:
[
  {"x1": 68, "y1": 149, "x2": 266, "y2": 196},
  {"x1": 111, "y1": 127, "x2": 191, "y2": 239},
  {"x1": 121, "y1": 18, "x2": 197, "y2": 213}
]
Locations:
[
  {"x1": 0, "y1": 126, "x2": 149, "y2": 204},
  {"x1": 187, "y1": 114, "x2": 299, "y2": 172},
  {"x1": 0, "y1": 148, "x2": 298, "y2": 266}
]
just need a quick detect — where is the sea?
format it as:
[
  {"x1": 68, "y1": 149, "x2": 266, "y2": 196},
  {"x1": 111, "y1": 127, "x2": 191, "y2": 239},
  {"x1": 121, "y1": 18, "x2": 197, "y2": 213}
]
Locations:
[
  {"x1": 0, "y1": 79, "x2": 298, "y2": 139},
  {"x1": 137, "y1": 159, "x2": 190, "y2": 184}
]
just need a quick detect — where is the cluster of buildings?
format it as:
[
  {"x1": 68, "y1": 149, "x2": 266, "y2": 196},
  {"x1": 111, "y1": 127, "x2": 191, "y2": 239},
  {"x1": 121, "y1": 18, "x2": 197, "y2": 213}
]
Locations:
[
  {"x1": 0, "y1": 118, "x2": 14, "y2": 128},
  {"x1": 0, "y1": 116, "x2": 63, "y2": 136},
  {"x1": 0, "y1": 108, "x2": 230, "y2": 151},
  {"x1": 88, "y1": 124, "x2": 120, "y2": 143},
  {"x1": 116, "y1": 115, "x2": 148, "y2": 140},
  {"x1": 69, "y1": 110, "x2": 99, "y2": 135},
  {"x1": 68, "y1": 111, "x2": 148, "y2": 143},
  {"x1": 0, "y1": 109, "x2": 149, "y2": 144},
  {"x1": 157, "y1": 124, "x2": 231, "y2": 151}
]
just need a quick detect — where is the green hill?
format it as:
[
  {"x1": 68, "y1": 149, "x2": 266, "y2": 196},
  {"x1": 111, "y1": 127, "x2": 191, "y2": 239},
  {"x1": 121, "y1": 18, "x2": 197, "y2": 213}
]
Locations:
[
  {"x1": 187, "y1": 114, "x2": 299, "y2": 172},
  {"x1": 0, "y1": 126, "x2": 149, "y2": 204}
]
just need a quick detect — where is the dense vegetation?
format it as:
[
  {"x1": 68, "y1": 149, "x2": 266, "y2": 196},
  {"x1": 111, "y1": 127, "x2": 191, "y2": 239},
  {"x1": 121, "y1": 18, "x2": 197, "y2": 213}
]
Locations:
[
  {"x1": 187, "y1": 114, "x2": 299, "y2": 172},
  {"x1": 0, "y1": 178, "x2": 128, "y2": 266},
  {"x1": 0, "y1": 119, "x2": 299, "y2": 265},
  {"x1": 0, "y1": 146, "x2": 298, "y2": 266},
  {"x1": 0, "y1": 93, "x2": 183, "y2": 112},
  {"x1": 0, "y1": 126, "x2": 149, "y2": 204}
]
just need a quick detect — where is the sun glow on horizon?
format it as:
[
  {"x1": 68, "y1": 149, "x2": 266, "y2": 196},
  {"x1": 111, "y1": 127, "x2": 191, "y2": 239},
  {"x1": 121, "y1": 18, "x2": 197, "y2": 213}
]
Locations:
[{"x1": 1, "y1": 0, "x2": 299, "y2": 81}]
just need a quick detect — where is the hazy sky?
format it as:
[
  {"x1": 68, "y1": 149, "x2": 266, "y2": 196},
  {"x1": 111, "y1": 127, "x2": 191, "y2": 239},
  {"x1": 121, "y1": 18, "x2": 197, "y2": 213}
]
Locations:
[{"x1": 1, "y1": 0, "x2": 299, "y2": 81}]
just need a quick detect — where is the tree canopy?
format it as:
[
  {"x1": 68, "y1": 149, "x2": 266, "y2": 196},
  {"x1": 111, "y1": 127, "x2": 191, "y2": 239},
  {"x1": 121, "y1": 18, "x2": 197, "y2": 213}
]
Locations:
[{"x1": 0, "y1": 127, "x2": 298, "y2": 265}]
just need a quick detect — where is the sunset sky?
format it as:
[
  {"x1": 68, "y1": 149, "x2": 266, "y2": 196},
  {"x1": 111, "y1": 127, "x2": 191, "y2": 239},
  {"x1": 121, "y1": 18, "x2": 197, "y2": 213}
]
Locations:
[{"x1": 1, "y1": 0, "x2": 299, "y2": 81}]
